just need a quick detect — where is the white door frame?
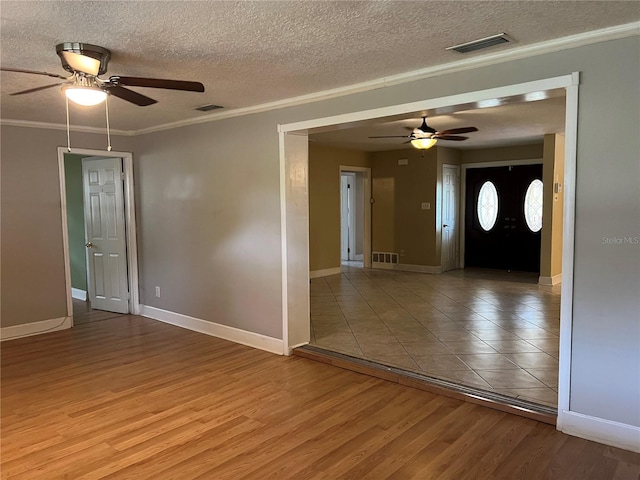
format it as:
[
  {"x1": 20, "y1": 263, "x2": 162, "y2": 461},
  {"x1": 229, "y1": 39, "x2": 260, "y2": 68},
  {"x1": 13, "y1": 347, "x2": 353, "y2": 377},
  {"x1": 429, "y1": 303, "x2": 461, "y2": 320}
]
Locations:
[
  {"x1": 278, "y1": 73, "x2": 579, "y2": 431},
  {"x1": 440, "y1": 164, "x2": 460, "y2": 271},
  {"x1": 459, "y1": 158, "x2": 544, "y2": 269},
  {"x1": 57, "y1": 147, "x2": 140, "y2": 323},
  {"x1": 340, "y1": 165, "x2": 372, "y2": 267}
]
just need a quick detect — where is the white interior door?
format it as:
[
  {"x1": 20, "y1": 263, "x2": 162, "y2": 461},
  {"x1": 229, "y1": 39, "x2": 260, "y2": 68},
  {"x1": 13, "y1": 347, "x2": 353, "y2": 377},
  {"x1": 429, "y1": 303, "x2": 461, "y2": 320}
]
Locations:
[
  {"x1": 341, "y1": 173, "x2": 357, "y2": 261},
  {"x1": 442, "y1": 165, "x2": 460, "y2": 272},
  {"x1": 83, "y1": 157, "x2": 129, "y2": 313}
]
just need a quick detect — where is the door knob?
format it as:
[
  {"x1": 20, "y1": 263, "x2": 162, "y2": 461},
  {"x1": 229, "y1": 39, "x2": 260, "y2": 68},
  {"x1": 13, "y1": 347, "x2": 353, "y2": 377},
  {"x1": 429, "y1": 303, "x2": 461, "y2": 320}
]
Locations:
[
  {"x1": 85, "y1": 242, "x2": 94, "y2": 248},
  {"x1": 443, "y1": 224, "x2": 449, "y2": 228}
]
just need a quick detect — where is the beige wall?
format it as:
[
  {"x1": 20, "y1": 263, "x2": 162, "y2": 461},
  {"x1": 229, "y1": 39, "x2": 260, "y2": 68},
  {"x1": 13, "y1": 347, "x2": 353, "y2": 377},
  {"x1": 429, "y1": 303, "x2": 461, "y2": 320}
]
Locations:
[
  {"x1": 354, "y1": 172, "x2": 365, "y2": 257},
  {"x1": 540, "y1": 134, "x2": 565, "y2": 278},
  {"x1": 0, "y1": 127, "x2": 135, "y2": 327},
  {"x1": 460, "y1": 143, "x2": 543, "y2": 164},
  {"x1": 371, "y1": 148, "x2": 439, "y2": 266},
  {"x1": 308, "y1": 144, "x2": 370, "y2": 271},
  {"x1": 438, "y1": 147, "x2": 462, "y2": 166},
  {"x1": 551, "y1": 135, "x2": 565, "y2": 277},
  {"x1": 368, "y1": 144, "x2": 544, "y2": 269}
]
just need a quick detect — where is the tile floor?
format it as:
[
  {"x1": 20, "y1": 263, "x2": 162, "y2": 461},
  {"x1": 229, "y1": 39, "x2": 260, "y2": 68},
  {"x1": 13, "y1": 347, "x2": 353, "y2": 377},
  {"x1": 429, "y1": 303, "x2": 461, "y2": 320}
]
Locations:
[{"x1": 309, "y1": 265, "x2": 561, "y2": 408}]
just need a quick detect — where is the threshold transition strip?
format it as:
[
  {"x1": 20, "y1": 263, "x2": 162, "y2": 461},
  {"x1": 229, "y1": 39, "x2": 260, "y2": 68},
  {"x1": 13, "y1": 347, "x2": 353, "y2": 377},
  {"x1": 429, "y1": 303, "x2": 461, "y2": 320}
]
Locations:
[{"x1": 294, "y1": 345, "x2": 557, "y2": 426}]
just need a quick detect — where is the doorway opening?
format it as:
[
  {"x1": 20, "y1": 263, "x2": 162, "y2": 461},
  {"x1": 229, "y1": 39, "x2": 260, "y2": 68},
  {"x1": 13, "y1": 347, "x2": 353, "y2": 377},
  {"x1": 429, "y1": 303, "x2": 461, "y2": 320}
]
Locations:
[
  {"x1": 280, "y1": 73, "x2": 578, "y2": 422},
  {"x1": 465, "y1": 163, "x2": 543, "y2": 272},
  {"x1": 58, "y1": 147, "x2": 139, "y2": 325},
  {"x1": 339, "y1": 166, "x2": 371, "y2": 269},
  {"x1": 340, "y1": 172, "x2": 357, "y2": 263}
]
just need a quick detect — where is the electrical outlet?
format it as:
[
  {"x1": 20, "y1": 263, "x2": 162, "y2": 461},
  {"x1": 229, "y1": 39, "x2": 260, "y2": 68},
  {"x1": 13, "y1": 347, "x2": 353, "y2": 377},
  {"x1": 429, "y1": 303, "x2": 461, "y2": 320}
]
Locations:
[
  {"x1": 155, "y1": 286, "x2": 161, "y2": 298},
  {"x1": 400, "y1": 249, "x2": 406, "y2": 257}
]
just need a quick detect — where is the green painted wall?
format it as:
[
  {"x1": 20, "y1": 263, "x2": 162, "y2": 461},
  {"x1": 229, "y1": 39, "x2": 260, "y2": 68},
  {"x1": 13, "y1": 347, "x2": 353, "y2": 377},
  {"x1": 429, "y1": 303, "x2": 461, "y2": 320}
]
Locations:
[{"x1": 64, "y1": 154, "x2": 87, "y2": 292}]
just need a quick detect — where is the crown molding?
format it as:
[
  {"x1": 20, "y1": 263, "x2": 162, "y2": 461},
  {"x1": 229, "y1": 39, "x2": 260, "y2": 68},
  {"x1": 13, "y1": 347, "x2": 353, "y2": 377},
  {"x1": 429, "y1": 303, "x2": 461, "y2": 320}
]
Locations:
[
  {"x1": 131, "y1": 21, "x2": 640, "y2": 136},
  {"x1": 0, "y1": 119, "x2": 133, "y2": 136},
  {"x1": 380, "y1": 21, "x2": 639, "y2": 89},
  {"x1": 2, "y1": 21, "x2": 638, "y2": 137}
]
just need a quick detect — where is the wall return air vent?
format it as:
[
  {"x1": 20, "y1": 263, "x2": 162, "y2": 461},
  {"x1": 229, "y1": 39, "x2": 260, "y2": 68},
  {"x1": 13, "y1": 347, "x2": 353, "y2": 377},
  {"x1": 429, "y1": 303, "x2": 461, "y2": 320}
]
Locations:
[
  {"x1": 446, "y1": 33, "x2": 510, "y2": 54},
  {"x1": 372, "y1": 252, "x2": 399, "y2": 265}
]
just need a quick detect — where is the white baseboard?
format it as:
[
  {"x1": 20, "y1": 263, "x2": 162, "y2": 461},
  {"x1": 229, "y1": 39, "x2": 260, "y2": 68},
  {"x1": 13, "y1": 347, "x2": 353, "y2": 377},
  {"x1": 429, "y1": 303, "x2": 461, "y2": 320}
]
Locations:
[
  {"x1": 559, "y1": 410, "x2": 640, "y2": 453},
  {"x1": 372, "y1": 262, "x2": 443, "y2": 274},
  {"x1": 309, "y1": 267, "x2": 342, "y2": 279},
  {"x1": 0, "y1": 316, "x2": 72, "y2": 342},
  {"x1": 139, "y1": 305, "x2": 284, "y2": 355},
  {"x1": 539, "y1": 274, "x2": 562, "y2": 285},
  {"x1": 72, "y1": 288, "x2": 87, "y2": 301}
]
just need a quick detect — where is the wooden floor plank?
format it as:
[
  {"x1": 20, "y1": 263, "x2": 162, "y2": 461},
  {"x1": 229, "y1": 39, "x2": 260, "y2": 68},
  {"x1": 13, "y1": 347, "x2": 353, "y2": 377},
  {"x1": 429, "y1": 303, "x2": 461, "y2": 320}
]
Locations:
[{"x1": 1, "y1": 313, "x2": 638, "y2": 479}]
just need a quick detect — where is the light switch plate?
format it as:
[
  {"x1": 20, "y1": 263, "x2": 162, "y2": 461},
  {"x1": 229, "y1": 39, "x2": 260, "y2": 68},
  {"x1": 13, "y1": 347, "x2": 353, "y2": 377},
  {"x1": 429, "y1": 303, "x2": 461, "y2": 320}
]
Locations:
[{"x1": 421, "y1": 202, "x2": 430, "y2": 210}]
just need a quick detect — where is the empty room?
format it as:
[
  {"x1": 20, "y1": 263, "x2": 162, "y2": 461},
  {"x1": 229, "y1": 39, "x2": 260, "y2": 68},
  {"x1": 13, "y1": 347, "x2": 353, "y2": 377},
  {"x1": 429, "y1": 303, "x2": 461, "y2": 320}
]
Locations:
[{"x1": 1, "y1": 1, "x2": 639, "y2": 478}]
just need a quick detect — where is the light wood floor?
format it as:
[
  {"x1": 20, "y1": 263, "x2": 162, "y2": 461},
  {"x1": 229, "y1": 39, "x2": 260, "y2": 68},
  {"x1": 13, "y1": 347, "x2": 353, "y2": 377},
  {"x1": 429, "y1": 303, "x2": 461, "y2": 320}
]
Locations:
[{"x1": 2, "y1": 313, "x2": 639, "y2": 479}]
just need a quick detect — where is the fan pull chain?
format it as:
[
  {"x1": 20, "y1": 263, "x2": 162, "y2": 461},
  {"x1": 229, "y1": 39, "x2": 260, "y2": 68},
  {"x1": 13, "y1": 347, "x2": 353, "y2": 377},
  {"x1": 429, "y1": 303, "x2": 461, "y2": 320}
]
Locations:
[
  {"x1": 65, "y1": 96, "x2": 71, "y2": 152},
  {"x1": 105, "y1": 96, "x2": 112, "y2": 152}
]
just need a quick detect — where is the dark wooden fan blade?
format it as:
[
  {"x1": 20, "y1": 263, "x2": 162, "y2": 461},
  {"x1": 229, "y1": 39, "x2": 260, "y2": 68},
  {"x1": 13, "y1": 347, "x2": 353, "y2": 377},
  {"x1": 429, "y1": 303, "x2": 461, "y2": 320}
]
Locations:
[
  {"x1": 110, "y1": 76, "x2": 205, "y2": 92},
  {"x1": 1, "y1": 67, "x2": 68, "y2": 79},
  {"x1": 10, "y1": 83, "x2": 62, "y2": 96},
  {"x1": 107, "y1": 86, "x2": 157, "y2": 106},
  {"x1": 434, "y1": 135, "x2": 468, "y2": 141},
  {"x1": 437, "y1": 126, "x2": 478, "y2": 135},
  {"x1": 368, "y1": 135, "x2": 409, "y2": 139}
]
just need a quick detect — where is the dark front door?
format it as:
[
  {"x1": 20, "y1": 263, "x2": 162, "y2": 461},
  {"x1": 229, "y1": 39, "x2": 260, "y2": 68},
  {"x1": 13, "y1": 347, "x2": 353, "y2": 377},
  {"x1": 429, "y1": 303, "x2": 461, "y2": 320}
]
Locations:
[{"x1": 465, "y1": 164, "x2": 543, "y2": 272}]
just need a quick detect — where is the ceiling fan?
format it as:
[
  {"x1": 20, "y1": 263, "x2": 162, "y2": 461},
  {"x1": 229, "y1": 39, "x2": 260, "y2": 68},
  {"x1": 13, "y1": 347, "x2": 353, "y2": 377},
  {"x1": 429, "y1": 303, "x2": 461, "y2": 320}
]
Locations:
[
  {"x1": 1, "y1": 42, "x2": 205, "y2": 107},
  {"x1": 369, "y1": 117, "x2": 478, "y2": 149}
]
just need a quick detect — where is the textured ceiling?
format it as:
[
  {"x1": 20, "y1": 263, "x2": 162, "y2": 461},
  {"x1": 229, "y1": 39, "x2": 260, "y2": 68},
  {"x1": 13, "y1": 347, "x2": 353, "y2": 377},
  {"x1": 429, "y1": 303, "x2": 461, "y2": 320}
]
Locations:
[
  {"x1": 1, "y1": 1, "x2": 638, "y2": 132},
  {"x1": 309, "y1": 95, "x2": 567, "y2": 151}
]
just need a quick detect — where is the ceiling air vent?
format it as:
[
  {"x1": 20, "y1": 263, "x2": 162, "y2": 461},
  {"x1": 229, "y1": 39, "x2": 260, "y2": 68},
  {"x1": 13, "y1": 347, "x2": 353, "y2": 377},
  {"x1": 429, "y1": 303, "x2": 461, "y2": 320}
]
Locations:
[
  {"x1": 446, "y1": 33, "x2": 510, "y2": 54},
  {"x1": 195, "y1": 104, "x2": 224, "y2": 112}
]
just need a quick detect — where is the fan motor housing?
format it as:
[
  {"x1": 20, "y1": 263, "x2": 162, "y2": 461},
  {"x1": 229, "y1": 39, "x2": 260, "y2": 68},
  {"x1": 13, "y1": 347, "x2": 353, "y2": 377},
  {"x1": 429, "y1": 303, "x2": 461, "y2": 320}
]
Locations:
[{"x1": 56, "y1": 42, "x2": 111, "y2": 76}]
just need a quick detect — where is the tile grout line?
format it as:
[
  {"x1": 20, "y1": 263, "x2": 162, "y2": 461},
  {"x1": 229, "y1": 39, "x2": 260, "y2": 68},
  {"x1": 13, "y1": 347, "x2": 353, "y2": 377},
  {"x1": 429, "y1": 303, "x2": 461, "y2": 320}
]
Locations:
[{"x1": 311, "y1": 267, "x2": 560, "y2": 407}]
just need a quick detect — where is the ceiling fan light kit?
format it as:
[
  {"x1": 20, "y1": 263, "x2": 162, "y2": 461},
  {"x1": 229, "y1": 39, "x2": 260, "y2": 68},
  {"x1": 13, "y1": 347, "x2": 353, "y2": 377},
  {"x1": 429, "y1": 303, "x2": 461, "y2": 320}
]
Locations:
[
  {"x1": 56, "y1": 42, "x2": 111, "y2": 76},
  {"x1": 368, "y1": 117, "x2": 478, "y2": 151},
  {"x1": 64, "y1": 86, "x2": 108, "y2": 106},
  {"x1": 2, "y1": 42, "x2": 206, "y2": 152},
  {"x1": 411, "y1": 138, "x2": 438, "y2": 150},
  {"x1": 62, "y1": 75, "x2": 108, "y2": 106}
]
